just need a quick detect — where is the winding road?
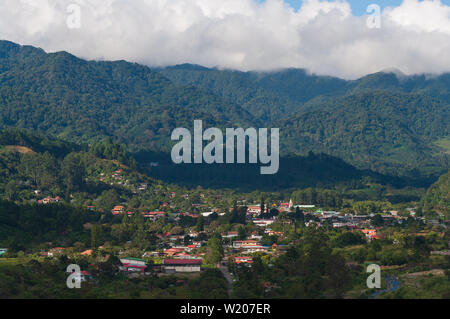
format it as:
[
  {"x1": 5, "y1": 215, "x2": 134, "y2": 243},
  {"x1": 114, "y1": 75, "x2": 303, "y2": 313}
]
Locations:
[{"x1": 370, "y1": 276, "x2": 401, "y2": 299}]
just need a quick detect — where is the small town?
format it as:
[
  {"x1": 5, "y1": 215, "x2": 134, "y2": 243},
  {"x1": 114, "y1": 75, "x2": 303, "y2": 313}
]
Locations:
[{"x1": 0, "y1": 0, "x2": 449, "y2": 305}]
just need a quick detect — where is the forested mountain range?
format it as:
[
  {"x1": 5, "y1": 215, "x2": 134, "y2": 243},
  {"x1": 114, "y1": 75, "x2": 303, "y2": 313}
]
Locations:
[
  {"x1": 0, "y1": 40, "x2": 448, "y2": 181},
  {"x1": 160, "y1": 65, "x2": 449, "y2": 175},
  {"x1": 278, "y1": 91, "x2": 449, "y2": 175},
  {"x1": 0, "y1": 41, "x2": 255, "y2": 153}
]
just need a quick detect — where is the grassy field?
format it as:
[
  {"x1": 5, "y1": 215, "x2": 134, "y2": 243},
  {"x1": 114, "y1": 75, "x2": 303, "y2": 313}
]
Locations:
[
  {"x1": 434, "y1": 138, "x2": 450, "y2": 154},
  {"x1": 0, "y1": 145, "x2": 35, "y2": 154},
  {"x1": 0, "y1": 258, "x2": 28, "y2": 268}
]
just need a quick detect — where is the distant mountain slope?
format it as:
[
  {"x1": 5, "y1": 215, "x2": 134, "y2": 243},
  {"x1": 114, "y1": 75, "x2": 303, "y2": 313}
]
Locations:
[
  {"x1": 346, "y1": 71, "x2": 450, "y2": 103},
  {"x1": 422, "y1": 170, "x2": 450, "y2": 219},
  {"x1": 0, "y1": 41, "x2": 255, "y2": 152},
  {"x1": 159, "y1": 64, "x2": 347, "y2": 123},
  {"x1": 0, "y1": 41, "x2": 448, "y2": 178},
  {"x1": 278, "y1": 90, "x2": 449, "y2": 175}
]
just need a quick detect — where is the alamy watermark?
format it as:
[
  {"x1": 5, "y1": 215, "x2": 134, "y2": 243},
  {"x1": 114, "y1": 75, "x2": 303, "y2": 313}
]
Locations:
[
  {"x1": 67, "y1": 3, "x2": 82, "y2": 29},
  {"x1": 366, "y1": 264, "x2": 381, "y2": 288},
  {"x1": 66, "y1": 264, "x2": 82, "y2": 289},
  {"x1": 367, "y1": 4, "x2": 381, "y2": 29},
  {"x1": 171, "y1": 120, "x2": 279, "y2": 175}
]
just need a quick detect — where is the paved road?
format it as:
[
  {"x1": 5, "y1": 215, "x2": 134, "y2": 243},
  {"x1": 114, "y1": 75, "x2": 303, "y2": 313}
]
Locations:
[
  {"x1": 370, "y1": 276, "x2": 401, "y2": 299},
  {"x1": 219, "y1": 262, "x2": 233, "y2": 299}
]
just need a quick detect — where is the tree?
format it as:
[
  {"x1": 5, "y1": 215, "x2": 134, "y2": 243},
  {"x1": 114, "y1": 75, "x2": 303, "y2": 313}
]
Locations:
[
  {"x1": 371, "y1": 214, "x2": 384, "y2": 227},
  {"x1": 91, "y1": 224, "x2": 102, "y2": 249},
  {"x1": 237, "y1": 226, "x2": 247, "y2": 240},
  {"x1": 205, "y1": 237, "x2": 224, "y2": 265},
  {"x1": 61, "y1": 152, "x2": 85, "y2": 192},
  {"x1": 98, "y1": 189, "x2": 120, "y2": 211},
  {"x1": 196, "y1": 215, "x2": 205, "y2": 232},
  {"x1": 326, "y1": 253, "x2": 350, "y2": 298},
  {"x1": 335, "y1": 231, "x2": 366, "y2": 247},
  {"x1": 5, "y1": 180, "x2": 18, "y2": 201},
  {"x1": 260, "y1": 197, "x2": 265, "y2": 214},
  {"x1": 19, "y1": 154, "x2": 40, "y2": 187}
]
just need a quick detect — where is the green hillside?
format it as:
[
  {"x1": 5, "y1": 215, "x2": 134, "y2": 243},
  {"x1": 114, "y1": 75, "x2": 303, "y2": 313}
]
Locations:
[
  {"x1": 278, "y1": 90, "x2": 449, "y2": 175},
  {"x1": 0, "y1": 41, "x2": 255, "y2": 153},
  {"x1": 0, "y1": 40, "x2": 448, "y2": 180},
  {"x1": 421, "y1": 170, "x2": 450, "y2": 219}
]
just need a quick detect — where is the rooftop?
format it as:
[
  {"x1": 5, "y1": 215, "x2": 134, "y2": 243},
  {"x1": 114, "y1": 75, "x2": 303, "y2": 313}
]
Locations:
[{"x1": 163, "y1": 259, "x2": 202, "y2": 265}]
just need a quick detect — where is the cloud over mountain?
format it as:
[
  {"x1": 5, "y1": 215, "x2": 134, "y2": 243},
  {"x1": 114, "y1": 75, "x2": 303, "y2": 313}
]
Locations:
[{"x1": 0, "y1": 0, "x2": 449, "y2": 79}]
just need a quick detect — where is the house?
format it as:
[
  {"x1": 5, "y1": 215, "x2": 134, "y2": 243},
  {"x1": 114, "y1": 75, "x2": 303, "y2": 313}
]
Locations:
[
  {"x1": 253, "y1": 219, "x2": 274, "y2": 227},
  {"x1": 120, "y1": 257, "x2": 147, "y2": 273},
  {"x1": 162, "y1": 259, "x2": 202, "y2": 273},
  {"x1": 169, "y1": 235, "x2": 185, "y2": 241},
  {"x1": 141, "y1": 211, "x2": 166, "y2": 220},
  {"x1": 112, "y1": 206, "x2": 125, "y2": 215},
  {"x1": 305, "y1": 221, "x2": 321, "y2": 228},
  {"x1": 361, "y1": 229, "x2": 379, "y2": 240},
  {"x1": 234, "y1": 256, "x2": 253, "y2": 264},
  {"x1": 242, "y1": 245, "x2": 269, "y2": 253},
  {"x1": 174, "y1": 252, "x2": 192, "y2": 259},
  {"x1": 80, "y1": 271, "x2": 93, "y2": 282},
  {"x1": 233, "y1": 240, "x2": 258, "y2": 249},
  {"x1": 164, "y1": 247, "x2": 185, "y2": 256},
  {"x1": 221, "y1": 231, "x2": 238, "y2": 239},
  {"x1": 138, "y1": 183, "x2": 148, "y2": 191},
  {"x1": 265, "y1": 230, "x2": 283, "y2": 237},
  {"x1": 279, "y1": 200, "x2": 293, "y2": 211},
  {"x1": 293, "y1": 205, "x2": 315, "y2": 209},
  {"x1": 48, "y1": 247, "x2": 65, "y2": 257},
  {"x1": 37, "y1": 196, "x2": 62, "y2": 204},
  {"x1": 66, "y1": 269, "x2": 93, "y2": 282},
  {"x1": 322, "y1": 211, "x2": 340, "y2": 217},
  {"x1": 201, "y1": 211, "x2": 215, "y2": 217},
  {"x1": 81, "y1": 249, "x2": 93, "y2": 256},
  {"x1": 142, "y1": 251, "x2": 162, "y2": 258},
  {"x1": 250, "y1": 234, "x2": 263, "y2": 240},
  {"x1": 247, "y1": 205, "x2": 263, "y2": 215}
]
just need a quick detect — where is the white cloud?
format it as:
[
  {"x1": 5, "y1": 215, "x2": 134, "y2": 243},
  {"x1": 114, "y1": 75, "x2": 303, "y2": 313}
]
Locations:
[{"x1": 0, "y1": 0, "x2": 449, "y2": 79}]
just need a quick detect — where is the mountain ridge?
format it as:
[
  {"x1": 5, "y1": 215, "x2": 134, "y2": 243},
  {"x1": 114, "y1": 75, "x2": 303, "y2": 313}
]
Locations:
[{"x1": 0, "y1": 40, "x2": 448, "y2": 179}]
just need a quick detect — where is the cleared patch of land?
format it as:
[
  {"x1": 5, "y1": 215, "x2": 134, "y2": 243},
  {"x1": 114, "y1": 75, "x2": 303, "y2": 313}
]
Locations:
[
  {"x1": 434, "y1": 138, "x2": 450, "y2": 154},
  {"x1": 2, "y1": 145, "x2": 35, "y2": 154},
  {"x1": 402, "y1": 269, "x2": 445, "y2": 279}
]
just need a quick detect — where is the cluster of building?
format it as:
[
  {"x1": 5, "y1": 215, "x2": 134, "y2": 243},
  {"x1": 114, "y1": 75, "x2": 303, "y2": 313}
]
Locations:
[
  {"x1": 37, "y1": 196, "x2": 62, "y2": 205},
  {"x1": 119, "y1": 257, "x2": 203, "y2": 274}
]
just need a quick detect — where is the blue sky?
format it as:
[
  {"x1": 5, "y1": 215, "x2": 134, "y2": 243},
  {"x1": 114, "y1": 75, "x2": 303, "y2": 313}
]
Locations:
[{"x1": 260, "y1": 0, "x2": 450, "y2": 15}]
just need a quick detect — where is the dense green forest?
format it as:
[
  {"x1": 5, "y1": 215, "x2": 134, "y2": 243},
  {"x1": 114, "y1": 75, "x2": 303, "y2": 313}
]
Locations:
[
  {"x1": 160, "y1": 65, "x2": 449, "y2": 176},
  {"x1": 421, "y1": 170, "x2": 450, "y2": 219},
  {"x1": 0, "y1": 129, "x2": 448, "y2": 300},
  {"x1": 0, "y1": 41, "x2": 254, "y2": 153},
  {"x1": 0, "y1": 40, "x2": 448, "y2": 182},
  {"x1": 278, "y1": 90, "x2": 449, "y2": 175}
]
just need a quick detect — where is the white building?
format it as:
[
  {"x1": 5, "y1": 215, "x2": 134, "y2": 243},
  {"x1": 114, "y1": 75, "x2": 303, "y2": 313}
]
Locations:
[{"x1": 162, "y1": 259, "x2": 202, "y2": 273}]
